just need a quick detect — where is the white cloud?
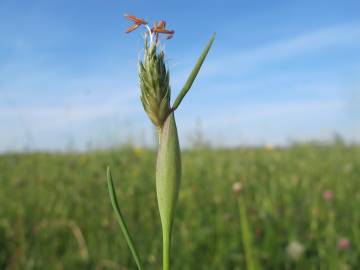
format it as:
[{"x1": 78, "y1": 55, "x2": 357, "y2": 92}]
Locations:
[
  {"x1": 0, "y1": 105, "x2": 131, "y2": 126},
  {"x1": 0, "y1": 101, "x2": 144, "y2": 152},
  {"x1": 175, "y1": 97, "x2": 354, "y2": 147},
  {"x1": 203, "y1": 99, "x2": 344, "y2": 128},
  {"x1": 203, "y1": 22, "x2": 360, "y2": 76}
]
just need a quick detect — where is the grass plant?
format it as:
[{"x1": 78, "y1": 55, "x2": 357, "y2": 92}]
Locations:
[{"x1": 106, "y1": 14, "x2": 215, "y2": 270}]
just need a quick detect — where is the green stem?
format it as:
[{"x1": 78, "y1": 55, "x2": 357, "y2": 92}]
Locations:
[
  {"x1": 237, "y1": 195, "x2": 257, "y2": 270},
  {"x1": 163, "y1": 229, "x2": 171, "y2": 270}
]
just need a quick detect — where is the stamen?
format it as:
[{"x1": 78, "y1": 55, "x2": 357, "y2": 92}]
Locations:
[
  {"x1": 123, "y1": 14, "x2": 174, "y2": 45},
  {"x1": 125, "y1": 23, "x2": 141, "y2": 33},
  {"x1": 144, "y1": 24, "x2": 154, "y2": 45}
]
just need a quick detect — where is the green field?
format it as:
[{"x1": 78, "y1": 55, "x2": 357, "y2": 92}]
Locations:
[{"x1": 1, "y1": 143, "x2": 359, "y2": 269}]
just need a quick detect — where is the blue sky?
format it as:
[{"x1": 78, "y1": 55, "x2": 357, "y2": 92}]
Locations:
[{"x1": 0, "y1": 0, "x2": 359, "y2": 151}]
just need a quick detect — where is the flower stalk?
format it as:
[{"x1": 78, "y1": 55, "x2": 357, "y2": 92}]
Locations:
[{"x1": 107, "y1": 14, "x2": 215, "y2": 270}]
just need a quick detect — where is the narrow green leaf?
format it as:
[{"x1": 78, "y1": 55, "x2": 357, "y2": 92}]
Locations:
[
  {"x1": 172, "y1": 33, "x2": 216, "y2": 111},
  {"x1": 106, "y1": 167, "x2": 143, "y2": 270},
  {"x1": 237, "y1": 195, "x2": 258, "y2": 270}
]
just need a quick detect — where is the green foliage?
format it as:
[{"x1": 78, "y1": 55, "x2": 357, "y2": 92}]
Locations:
[
  {"x1": 236, "y1": 194, "x2": 259, "y2": 270},
  {"x1": 107, "y1": 167, "x2": 143, "y2": 270},
  {"x1": 0, "y1": 144, "x2": 360, "y2": 269},
  {"x1": 172, "y1": 34, "x2": 216, "y2": 111}
]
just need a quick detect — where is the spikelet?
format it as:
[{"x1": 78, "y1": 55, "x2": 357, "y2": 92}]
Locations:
[{"x1": 139, "y1": 40, "x2": 171, "y2": 128}]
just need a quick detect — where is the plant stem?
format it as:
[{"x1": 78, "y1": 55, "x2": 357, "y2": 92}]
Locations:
[
  {"x1": 237, "y1": 195, "x2": 257, "y2": 270},
  {"x1": 163, "y1": 229, "x2": 171, "y2": 270}
]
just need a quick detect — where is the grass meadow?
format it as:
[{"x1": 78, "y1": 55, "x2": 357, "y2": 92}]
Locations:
[{"x1": 0, "y1": 143, "x2": 359, "y2": 269}]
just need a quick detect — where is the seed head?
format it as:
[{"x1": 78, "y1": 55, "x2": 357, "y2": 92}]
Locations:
[
  {"x1": 124, "y1": 14, "x2": 175, "y2": 128},
  {"x1": 139, "y1": 42, "x2": 171, "y2": 128},
  {"x1": 286, "y1": 241, "x2": 305, "y2": 261},
  {"x1": 232, "y1": 182, "x2": 243, "y2": 194}
]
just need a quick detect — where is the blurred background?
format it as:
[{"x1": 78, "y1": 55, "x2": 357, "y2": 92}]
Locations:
[{"x1": 1, "y1": 1, "x2": 359, "y2": 269}]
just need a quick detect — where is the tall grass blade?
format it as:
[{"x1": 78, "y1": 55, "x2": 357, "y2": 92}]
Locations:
[
  {"x1": 172, "y1": 34, "x2": 215, "y2": 111},
  {"x1": 238, "y1": 195, "x2": 258, "y2": 270},
  {"x1": 106, "y1": 167, "x2": 143, "y2": 270}
]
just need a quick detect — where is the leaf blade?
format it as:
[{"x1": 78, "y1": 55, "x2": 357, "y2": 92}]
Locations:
[
  {"x1": 106, "y1": 167, "x2": 143, "y2": 270},
  {"x1": 172, "y1": 33, "x2": 216, "y2": 111}
]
